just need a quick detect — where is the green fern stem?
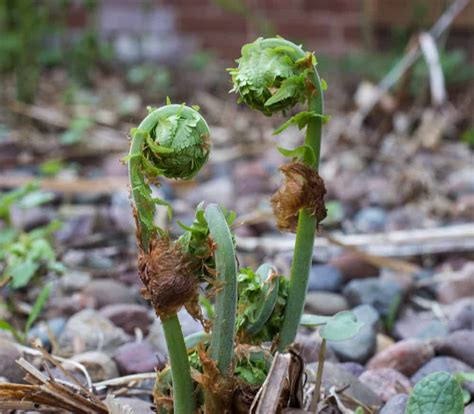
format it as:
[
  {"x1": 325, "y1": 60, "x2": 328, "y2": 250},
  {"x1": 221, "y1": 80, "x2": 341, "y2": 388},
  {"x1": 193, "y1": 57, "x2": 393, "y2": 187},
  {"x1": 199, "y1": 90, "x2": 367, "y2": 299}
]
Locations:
[
  {"x1": 128, "y1": 104, "x2": 210, "y2": 414},
  {"x1": 229, "y1": 37, "x2": 324, "y2": 351}
]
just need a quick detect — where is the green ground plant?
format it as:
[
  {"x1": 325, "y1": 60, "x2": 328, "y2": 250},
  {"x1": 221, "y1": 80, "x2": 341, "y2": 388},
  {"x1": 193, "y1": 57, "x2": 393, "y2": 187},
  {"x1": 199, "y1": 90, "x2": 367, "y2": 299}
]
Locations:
[
  {"x1": 127, "y1": 37, "x2": 361, "y2": 414},
  {"x1": 0, "y1": 183, "x2": 64, "y2": 342}
]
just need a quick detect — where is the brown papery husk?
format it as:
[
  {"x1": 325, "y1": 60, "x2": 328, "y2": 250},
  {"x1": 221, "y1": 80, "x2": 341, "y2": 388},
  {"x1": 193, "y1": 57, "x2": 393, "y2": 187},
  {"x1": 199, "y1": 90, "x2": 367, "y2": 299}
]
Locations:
[
  {"x1": 271, "y1": 162, "x2": 327, "y2": 233},
  {"x1": 138, "y1": 236, "x2": 200, "y2": 319},
  {"x1": 193, "y1": 346, "x2": 235, "y2": 414}
]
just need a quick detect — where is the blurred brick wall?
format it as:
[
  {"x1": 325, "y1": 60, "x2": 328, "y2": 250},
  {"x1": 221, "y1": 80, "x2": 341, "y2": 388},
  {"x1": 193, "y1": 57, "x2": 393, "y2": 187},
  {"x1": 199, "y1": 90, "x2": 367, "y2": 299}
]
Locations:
[
  {"x1": 161, "y1": 0, "x2": 363, "y2": 59},
  {"x1": 88, "y1": 0, "x2": 473, "y2": 62}
]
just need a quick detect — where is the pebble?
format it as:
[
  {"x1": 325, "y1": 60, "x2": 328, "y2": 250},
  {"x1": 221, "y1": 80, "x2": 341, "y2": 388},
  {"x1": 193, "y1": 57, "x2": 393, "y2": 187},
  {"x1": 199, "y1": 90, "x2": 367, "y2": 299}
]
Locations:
[
  {"x1": 55, "y1": 208, "x2": 96, "y2": 243},
  {"x1": 109, "y1": 191, "x2": 135, "y2": 233},
  {"x1": 338, "y1": 362, "x2": 365, "y2": 377},
  {"x1": 11, "y1": 206, "x2": 56, "y2": 231},
  {"x1": 297, "y1": 333, "x2": 338, "y2": 364},
  {"x1": 359, "y1": 368, "x2": 411, "y2": 402},
  {"x1": 367, "y1": 339, "x2": 434, "y2": 376},
  {"x1": 114, "y1": 341, "x2": 164, "y2": 375},
  {"x1": 0, "y1": 339, "x2": 24, "y2": 383},
  {"x1": 437, "y1": 263, "x2": 474, "y2": 304},
  {"x1": 376, "y1": 333, "x2": 395, "y2": 354},
  {"x1": 411, "y1": 356, "x2": 474, "y2": 394},
  {"x1": 233, "y1": 160, "x2": 269, "y2": 196},
  {"x1": 114, "y1": 397, "x2": 155, "y2": 414},
  {"x1": 49, "y1": 292, "x2": 97, "y2": 316},
  {"x1": 354, "y1": 207, "x2": 387, "y2": 233},
  {"x1": 58, "y1": 270, "x2": 92, "y2": 292},
  {"x1": 343, "y1": 278, "x2": 403, "y2": 318},
  {"x1": 304, "y1": 291, "x2": 349, "y2": 316},
  {"x1": 328, "y1": 304, "x2": 379, "y2": 364},
  {"x1": 444, "y1": 167, "x2": 474, "y2": 197},
  {"x1": 82, "y1": 279, "x2": 136, "y2": 308},
  {"x1": 143, "y1": 306, "x2": 202, "y2": 342},
  {"x1": 431, "y1": 330, "x2": 474, "y2": 366},
  {"x1": 185, "y1": 177, "x2": 234, "y2": 207},
  {"x1": 393, "y1": 309, "x2": 448, "y2": 340},
  {"x1": 466, "y1": 403, "x2": 474, "y2": 414},
  {"x1": 100, "y1": 303, "x2": 151, "y2": 336},
  {"x1": 307, "y1": 361, "x2": 382, "y2": 409},
  {"x1": 380, "y1": 394, "x2": 409, "y2": 414},
  {"x1": 28, "y1": 317, "x2": 67, "y2": 348},
  {"x1": 307, "y1": 264, "x2": 343, "y2": 292},
  {"x1": 448, "y1": 298, "x2": 474, "y2": 331},
  {"x1": 57, "y1": 309, "x2": 129, "y2": 357},
  {"x1": 71, "y1": 351, "x2": 119, "y2": 381},
  {"x1": 329, "y1": 252, "x2": 379, "y2": 281}
]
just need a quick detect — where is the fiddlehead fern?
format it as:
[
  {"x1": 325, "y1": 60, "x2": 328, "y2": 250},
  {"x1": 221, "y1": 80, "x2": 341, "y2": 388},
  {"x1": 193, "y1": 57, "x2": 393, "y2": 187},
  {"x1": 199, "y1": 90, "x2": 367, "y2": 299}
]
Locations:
[
  {"x1": 128, "y1": 103, "x2": 211, "y2": 414},
  {"x1": 229, "y1": 37, "x2": 327, "y2": 351}
]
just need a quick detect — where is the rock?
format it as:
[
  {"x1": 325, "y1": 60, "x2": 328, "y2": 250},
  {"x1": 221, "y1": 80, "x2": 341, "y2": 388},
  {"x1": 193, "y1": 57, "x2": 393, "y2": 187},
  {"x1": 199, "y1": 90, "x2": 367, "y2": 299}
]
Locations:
[
  {"x1": 393, "y1": 309, "x2": 448, "y2": 340},
  {"x1": 58, "y1": 270, "x2": 91, "y2": 292},
  {"x1": 49, "y1": 292, "x2": 97, "y2": 316},
  {"x1": 297, "y1": 333, "x2": 338, "y2": 364},
  {"x1": 343, "y1": 278, "x2": 403, "y2": 318},
  {"x1": 71, "y1": 351, "x2": 118, "y2": 381},
  {"x1": 307, "y1": 264, "x2": 343, "y2": 292},
  {"x1": 146, "y1": 320, "x2": 168, "y2": 354},
  {"x1": 411, "y1": 356, "x2": 474, "y2": 394},
  {"x1": 109, "y1": 191, "x2": 135, "y2": 233},
  {"x1": 437, "y1": 263, "x2": 474, "y2": 304},
  {"x1": 359, "y1": 368, "x2": 411, "y2": 402},
  {"x1": 304, "y1": 292, "x2": 349, "y2": 316},
  {"x1": 431, "y1": 330, "x2": 474, "y2": 366},
  {"x1": 328, "y1": 305, "x2": 378, "y2": 364},
  {"x1": 233, "y1": 161, "x2": 269, "y2": 196},
  {"x1": 178, "y1": 309, "x2": 204, "y2": 337},
  {"x1": 466, "y1": 403, "x2": 474, "y2": 414},
  {"x1": 307, "y1": 362, "x2": 382, "y2": 409},
  {"x1": 338, "y1": 362, "x2": 365, "y2": 377},
  {"x1": 0, "y1": 339, "x2": 23, "y2": 383},
  {"x1": 55, "y1": 207, "x2": 96, "y2": 243},
  {"x1": 100, "y1": 304, "x2": 151, "y2": 336},
  {"x1": 48, "y1": 367, "x2": 88, "y2": 386},
  {"x1": 114, "y1": 341, "x2": 164, "y2": 375},
  {"x1": 57, "y1": 309, "x2": 129, "y2": 357},
  {"x1": 444, "y1": 168, "x2": 474, "y2": 197},
  {"x1": 114, "y1": 397, "x2": 155, "y2": 414},
  {"x1": 376, "y1": 333, "x2": 395, "y2": 354},
  {"x1": 367, "y1": 339, "x2": 434, "y2": 376},
  {"x1": 448, "y1": 298, "x2": 474, "y2": 331},
  {"x1": 380, "y1": 394, "x2": 409, "y2": 414},
  {"x1": 11, "y1": 206, "x2": 56, "y2": 231},
  {"x1": 329, "y1": 252, "x2": 379, "y2": 281},
  {"x1": 28, "y1": 318, "x2": 66, "y2": 348},
  {"x1": 185, "y1": 177, "x2": 234, "y2": 207},
  {"x1": 354, "y1": 207, "x2": 387, "y2": 233},
  {"x1": 82, "y1": 279, "x2": 136, "y2": 308}
]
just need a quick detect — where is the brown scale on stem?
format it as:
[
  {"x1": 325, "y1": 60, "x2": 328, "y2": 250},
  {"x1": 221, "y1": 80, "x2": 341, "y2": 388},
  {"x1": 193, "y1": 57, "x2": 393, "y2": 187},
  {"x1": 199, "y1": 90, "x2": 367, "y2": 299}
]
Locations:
[
  {"x1": 271, "y1": 161, "x2": 327, "y2": 233},
  {"x1": 138, "y1": 236, "x2": 201, "y2": 320}
]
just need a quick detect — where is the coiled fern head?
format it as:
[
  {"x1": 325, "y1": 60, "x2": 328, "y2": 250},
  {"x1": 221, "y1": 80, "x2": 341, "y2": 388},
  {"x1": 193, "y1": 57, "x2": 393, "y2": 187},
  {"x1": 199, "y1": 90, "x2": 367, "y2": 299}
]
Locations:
[
  {"x1": 135, "y1": 104, "x2": 211, "y2": 181},
  {"x1": 229, "y1": 37, "x2": 315, "y2": 116}
]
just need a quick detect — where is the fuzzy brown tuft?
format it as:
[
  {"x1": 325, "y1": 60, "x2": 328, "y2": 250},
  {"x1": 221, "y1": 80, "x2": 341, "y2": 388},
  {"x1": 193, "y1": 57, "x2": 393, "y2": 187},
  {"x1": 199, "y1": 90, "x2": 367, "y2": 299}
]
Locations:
[
  {"x1": 271, "y1": 162, "x2": 327, "y2": 232},
  {"x1": 138, "y1": 237, "x2": 199, "y2": 319}
]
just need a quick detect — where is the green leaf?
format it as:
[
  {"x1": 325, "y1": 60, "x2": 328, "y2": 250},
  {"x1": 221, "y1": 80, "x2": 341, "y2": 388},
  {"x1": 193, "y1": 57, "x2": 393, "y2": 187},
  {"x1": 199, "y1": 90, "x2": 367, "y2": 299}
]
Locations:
[
  {"x1": 319, "y1": 311, "x2": 363, "y2": 342},
  {"x1": 0, "y1": 320, "x2": 24, "y2": 343},
  {"x1": 273, "y1": 111, "x2": 328, "y2": 135},
  {"x1": 25, "y1": 283, "x2": 51, "y2": 333},
  {"x1": 277, "y1": 145, "x2": 316, "y2": 165},
  {"x1": 300, "y1": 313, "x2": 331, "y2": 326},
  {"x1": 406, "y1": 372, "x2": 464, "y2": 414},
  {"x1": 10, "y1": 260, "x2": 40, "y2": 289}
]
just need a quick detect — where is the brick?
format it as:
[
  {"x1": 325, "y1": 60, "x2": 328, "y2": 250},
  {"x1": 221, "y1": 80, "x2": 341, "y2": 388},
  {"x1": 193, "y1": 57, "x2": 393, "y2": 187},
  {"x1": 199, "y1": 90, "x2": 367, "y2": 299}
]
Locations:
[
  {"x1": 177, "y1": 11, "x2": 247, "y2": 33},
  {"x1": 273, "y1": 14, "x2": 332, "y2": 41},
  {"x1": 303, "y1": 0, "x2": 361, "y2": 13}
]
